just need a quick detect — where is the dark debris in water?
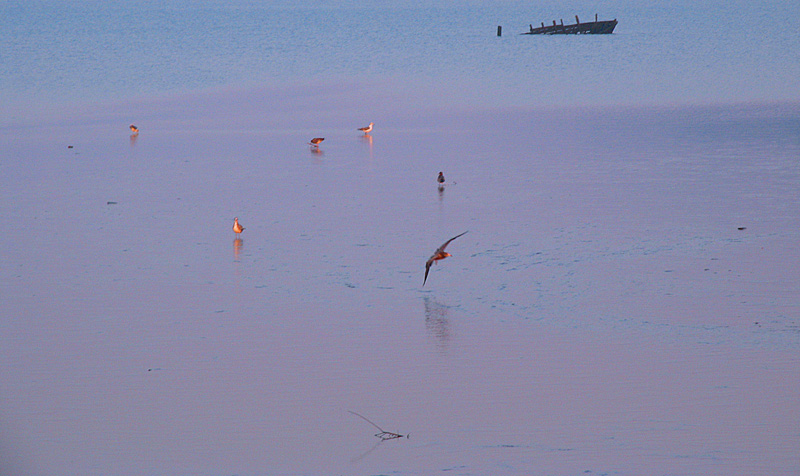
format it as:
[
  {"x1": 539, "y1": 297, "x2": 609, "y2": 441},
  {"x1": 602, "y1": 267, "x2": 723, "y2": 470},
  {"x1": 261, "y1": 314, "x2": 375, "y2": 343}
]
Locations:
[{"x1": 348, "y1": 410, "x2": 407, "y2": 441}]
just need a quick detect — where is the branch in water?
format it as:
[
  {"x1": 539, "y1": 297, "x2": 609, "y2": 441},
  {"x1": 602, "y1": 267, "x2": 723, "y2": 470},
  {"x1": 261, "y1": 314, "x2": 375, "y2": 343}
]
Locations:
[{"x1": 348, "y1": 410, "x2": 407, "y2": 440}]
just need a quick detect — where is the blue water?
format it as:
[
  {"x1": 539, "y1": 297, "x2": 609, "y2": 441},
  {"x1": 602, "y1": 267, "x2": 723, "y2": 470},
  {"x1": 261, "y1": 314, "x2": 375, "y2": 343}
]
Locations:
[{"x1": 3, "y1": 0, "x2": 799, "y2": 115}]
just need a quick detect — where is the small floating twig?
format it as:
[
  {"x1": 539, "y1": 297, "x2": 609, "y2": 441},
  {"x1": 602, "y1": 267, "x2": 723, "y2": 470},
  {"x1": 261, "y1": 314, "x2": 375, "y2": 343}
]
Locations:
[{"x1": 348, "y1": 410, "x2": 407, "y2": 440}]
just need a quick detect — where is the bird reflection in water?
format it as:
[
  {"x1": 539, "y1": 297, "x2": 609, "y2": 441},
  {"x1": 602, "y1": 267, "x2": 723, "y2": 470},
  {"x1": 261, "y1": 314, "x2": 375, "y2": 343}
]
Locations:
[
  {"x1": 129, "y1": 132, "x2": 138, "y2": 147},
  {"x1": 360, "y1": 133, "x2": 373, "y2": 158},
  {"x1": 424, "y1": 296, "x2": 451, "y2": 348},
  {"x1": 233, "y1": 237, "x2": 243, "y2": 261}
]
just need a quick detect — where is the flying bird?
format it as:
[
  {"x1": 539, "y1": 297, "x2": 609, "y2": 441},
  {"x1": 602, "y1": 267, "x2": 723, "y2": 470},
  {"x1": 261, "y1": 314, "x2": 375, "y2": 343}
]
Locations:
[
  {"x1": 437, "y1": 171, "x2": 445, "y2": 184},
  {"x1": 358, "y1": 122, "x2": 374, "y2": 134},
  {"x1": 129, "y1": 124, "x2": 139, "y2": 134},
  {"x1": 233, "y1": 217, "x2": 245, "y2": 234},
  {"x1": 309, "y1": 137, "x2": 325, "y2": 147},
  {"x1": 424, "y1": 231, "x2": 468, "y2": 286}
]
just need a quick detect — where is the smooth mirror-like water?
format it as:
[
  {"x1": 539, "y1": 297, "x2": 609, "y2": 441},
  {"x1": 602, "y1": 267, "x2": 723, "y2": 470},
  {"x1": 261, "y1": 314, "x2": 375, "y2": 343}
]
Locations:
[{"x1": 2, "y1": 1, "x2": 799, "y2": 475}]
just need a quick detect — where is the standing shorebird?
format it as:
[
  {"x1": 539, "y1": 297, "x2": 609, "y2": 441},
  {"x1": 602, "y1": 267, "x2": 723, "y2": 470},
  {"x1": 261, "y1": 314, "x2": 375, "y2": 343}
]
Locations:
[
  {"x1": 233, "y1": 217, "x2": 245, "y2": 234},
  {"x1": 129, "y1": 124, "x2": 139, "y2": 134},
  {"x1": 309, "y1": 137, "x2": 325, "y2": 147},
  {"x1": 437, "y1": 172, "x2": 445, "y2": 185},
  {"x1": 424, "y1": 231, "x2": 468, "y2": 286},
  {"x1": 358, "y1": 122, "x2": 374, "y2": 134}
]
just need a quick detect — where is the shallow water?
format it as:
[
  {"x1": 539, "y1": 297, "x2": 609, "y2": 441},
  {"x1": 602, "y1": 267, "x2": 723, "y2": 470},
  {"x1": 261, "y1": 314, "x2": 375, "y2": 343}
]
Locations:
[
  {"x1": 2, "y1": 1, "x2": 800, "y2": 474},
  {"x1": 1, "y1": 87, "x2": 798, "y2": 475}
]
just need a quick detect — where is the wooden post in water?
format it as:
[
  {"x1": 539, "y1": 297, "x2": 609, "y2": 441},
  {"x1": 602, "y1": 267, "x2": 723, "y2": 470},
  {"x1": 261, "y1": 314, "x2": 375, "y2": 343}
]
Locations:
[
  {"x1": 575, "y1": 15, "x2": 580, "y2": 23},
  {"x1": 497, "y1": 25, "x2": 502, "y2": 36}
]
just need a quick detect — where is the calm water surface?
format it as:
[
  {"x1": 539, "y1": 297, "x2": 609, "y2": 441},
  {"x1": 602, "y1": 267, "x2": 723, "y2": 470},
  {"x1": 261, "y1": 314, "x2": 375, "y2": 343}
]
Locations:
[
  {"x1": 1, "y1": 92, "x2": 798, "y2": 475},
  {"x1": 1, "y1": 1, "x2": 799, "y2": 475},
  {"x1": 2, "y1": 0, "x2": 800, "y2": 118}
]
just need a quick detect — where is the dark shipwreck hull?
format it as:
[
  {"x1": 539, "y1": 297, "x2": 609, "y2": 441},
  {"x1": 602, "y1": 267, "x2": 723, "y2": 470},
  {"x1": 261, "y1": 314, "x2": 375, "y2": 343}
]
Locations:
[{"x1": 523, "y1": 16, "x2": 617, "y2": 35}]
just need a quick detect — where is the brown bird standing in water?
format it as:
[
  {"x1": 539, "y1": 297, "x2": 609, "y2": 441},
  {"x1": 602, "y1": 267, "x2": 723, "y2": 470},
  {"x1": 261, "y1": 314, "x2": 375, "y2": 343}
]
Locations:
[
  {"x1": 129, "y1": 124, "x2": 139, "y2": 134},
  {"x1": 357, "y1": 122, "x2": 374, "y2": 134},
  {"x1": 424, "y1": 231, "x2": 468, "y2": 286},
  {"x1": 309, "y1": 137, "x2": 324, "y2": 147},
  {"x1": 233, "y1": 217, "x2": 245, "y2": 234},
  {"x1": 437, "y1": 171, "x2": 445, "y2": 185}
]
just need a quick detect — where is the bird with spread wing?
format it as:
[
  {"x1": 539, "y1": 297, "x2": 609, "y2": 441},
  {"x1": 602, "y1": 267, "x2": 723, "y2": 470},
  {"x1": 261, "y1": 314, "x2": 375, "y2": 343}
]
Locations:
[{"x1": 423, "y1": 231, "x2": 468, "y2": 286}]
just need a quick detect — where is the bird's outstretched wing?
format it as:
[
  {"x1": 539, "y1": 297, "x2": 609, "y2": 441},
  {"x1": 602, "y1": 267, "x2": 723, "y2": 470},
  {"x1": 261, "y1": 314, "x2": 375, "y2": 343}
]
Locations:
[
  {"x1": 435, "y1": 231, "x2": 468, "y2": 254},
  {"x1": 423, "y1": 259, "x2": 433, "y2": 286}
]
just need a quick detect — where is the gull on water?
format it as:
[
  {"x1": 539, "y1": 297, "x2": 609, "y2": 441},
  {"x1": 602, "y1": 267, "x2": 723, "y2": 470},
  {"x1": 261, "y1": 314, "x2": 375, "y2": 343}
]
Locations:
[
  {"x1": 437, "y1": 172, "x2": 445, "y2": 184},
  {"x1": 424, "y1": 231, "x2": 468, "y2": 286},
  {"x1": 129, "y1": 124, "x2": 139, "y2": 134},
  {"x1": 309, "y1": 137, "x2": 325, "y2": 147},
  {"x1": 358, "y1": 122, "x2": 374, "y2": 134},
  {"x1": 233, "y1": 217, "x2": 245, "y2": 234}
]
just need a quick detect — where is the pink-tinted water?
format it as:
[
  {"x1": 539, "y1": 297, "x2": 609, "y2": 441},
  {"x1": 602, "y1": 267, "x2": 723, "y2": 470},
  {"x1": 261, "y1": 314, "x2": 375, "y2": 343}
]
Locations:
[{"x1": 1, "y1": 84, "x2": 798, "y2": 475}]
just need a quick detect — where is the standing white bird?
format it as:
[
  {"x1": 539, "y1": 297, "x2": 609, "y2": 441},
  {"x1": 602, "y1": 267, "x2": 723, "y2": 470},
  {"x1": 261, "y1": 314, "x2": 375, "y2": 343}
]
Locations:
[{"x1": 358, "y1": 122, "x2": 374, "y2": 134}]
